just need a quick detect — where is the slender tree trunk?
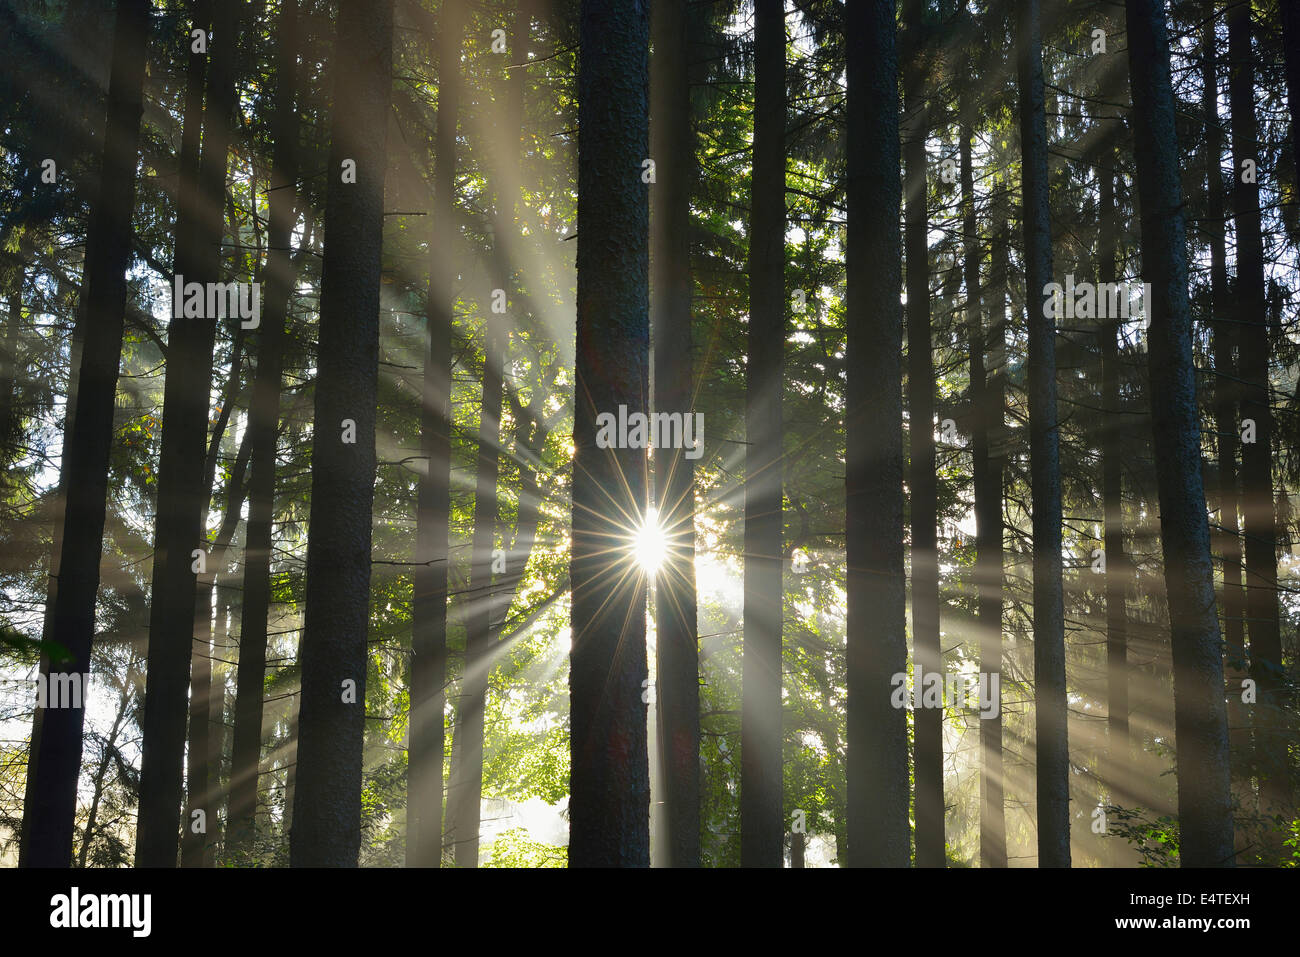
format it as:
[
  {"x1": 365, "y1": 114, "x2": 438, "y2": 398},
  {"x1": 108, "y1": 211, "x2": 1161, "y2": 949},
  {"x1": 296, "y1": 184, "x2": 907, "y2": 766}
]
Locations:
[
  {"x1": 903, "y1": 0, "x2": 942, "y2": 869},
  {"x1": 408, "y1": 0, "x2": 463, "y2": 869},
  {"x1": 136, "y1": 0, "x2": 246, "y2": 868},
  {"x1": 1097, "y1": 162, "x2": 1132, "y2": 830},
  {"x1": 962, "y1": 121, "x2": 1007, "y2": 869},
  {"x1": 1227, "y1": 0, "x2": 1289, "y2": 835},
  {"x1": 19, "y1": 0, "x2": 150, "y2": 869},
  {"x1": 844, "y1": 0, "x2": 909, "y2": 870},
  {"x1": 1125, "y1": 0, "x2": 1234, "y2": 867},
  {"x1": 289, "y1": 0, "x2": 394, "y2": 868},
  {"x1": 651, "y1": 0, "x2": 701, "y2": 869},
  {"x1": 740, "y1": 0, "x2": 785, "y2": 870},
  {"x1": 448, "y1": 318, "x2": 502, "y2": 869},
  {"x1": 185, "y1": 424, "x2": 250, "y2": 866},
  {"x1": 1201, "y1": 4, "x2": 1250, "y2": 850},
  {"x1": 1018, "y1": 0, "x2": 1069, "y2": 868},
  {"x1": 569, "y1": 0, "x2": 651, "y2": 869},
  {"x1": 230, "y1": 0, "x2": 303, "y2": 860}
]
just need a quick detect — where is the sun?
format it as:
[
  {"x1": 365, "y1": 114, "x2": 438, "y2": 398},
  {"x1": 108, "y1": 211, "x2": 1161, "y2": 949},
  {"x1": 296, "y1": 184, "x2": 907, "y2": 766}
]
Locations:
[{"x1": 633, "y1": 507, "x2": 668, "y2": 575}]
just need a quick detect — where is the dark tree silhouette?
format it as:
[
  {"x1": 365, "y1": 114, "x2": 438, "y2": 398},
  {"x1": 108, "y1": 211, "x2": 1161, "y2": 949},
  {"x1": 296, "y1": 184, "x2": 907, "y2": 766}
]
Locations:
[
  {"x1": 1017, "y1": 0, "x2": 1069, "y2": 868},
  {"x1": 569, "y1": 0, "x2": 651, "y2": 868},
  {"x1": 1126, "y1": 0, "x2": 1234, "y2": 867},
  {"x1": 651, "y1": 0, "x2": 701, "y2": 868},
  {"x1": 740, "y1": 0, "x2": 786, "y2": 870},
  {"x1": 289, "y1": 0, "x2": 395, "y2": 868},
  {"x1": 844, "y1": 0, "x2": 910, "y2": 870},
  {"x1": 20, "y1": 0, "x2": 151, "y2": 869}
]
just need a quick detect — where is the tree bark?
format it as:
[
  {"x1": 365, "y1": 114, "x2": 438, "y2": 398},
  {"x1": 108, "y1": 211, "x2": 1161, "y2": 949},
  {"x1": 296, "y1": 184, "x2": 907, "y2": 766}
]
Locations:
[
  {"x1": 962, "y1": 118, "x2": 1007, "y2": 870},
  {"x1": 19, "y1": 0, "x2": 150, "y2": 869},
  {"x1": 740, "y1": 0, "x2": 785, "y2": 870},
  {"x1": 903, "y1": 0, "x2": 942, "y2": 869},
  {"x1": 1125, "y1": 0, "x2": 1234, "y2": 866},
  {"x1": 136, "y1": 0, "x2": 246, "y2": 868},
  {"x1": 230, "y1": 0, "x2": 303, "y2": 861},
  {"x1": 1018, "y1": 0, "x2": 1070, "y2": 868},
  {"x1": 651, "y1": 0, "x2": 701, "y2": 869},
  {"x1": 407, "y1": 0, "x2": 464, "y2": 869},
  {"x1": 289, "y1": 0, "x2": 394, "y2": 868},
  {"x1": 1227, "y1": 0, "x2": 1289, "y2": 835},
  {"x1": 844, "y1": 0, "x2": 910, "y2": 870},
  {"x1": 569, "y1": 0, "x2": 651, "y2": 868},
  {"x1": 1201, "y1": 1, "x2": 1249, "y2": 853}
]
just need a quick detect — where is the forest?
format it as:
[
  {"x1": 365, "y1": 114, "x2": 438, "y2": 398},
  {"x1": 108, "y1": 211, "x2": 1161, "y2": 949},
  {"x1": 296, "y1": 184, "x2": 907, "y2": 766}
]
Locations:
[{"x1": 0, "y1": 0, "x2": 1297, "y2": 871}]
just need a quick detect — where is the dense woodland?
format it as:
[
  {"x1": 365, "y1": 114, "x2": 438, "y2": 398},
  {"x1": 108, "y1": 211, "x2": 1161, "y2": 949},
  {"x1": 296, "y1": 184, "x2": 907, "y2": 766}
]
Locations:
[{"x1": 0, "y1": 0, "x2": 1296, "y2": 869}]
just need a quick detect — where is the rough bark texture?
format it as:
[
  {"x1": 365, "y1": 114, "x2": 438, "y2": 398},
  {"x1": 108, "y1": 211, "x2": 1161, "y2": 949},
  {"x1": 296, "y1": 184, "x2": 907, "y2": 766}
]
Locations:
[
  {"x1": 289, "y1": 0, "x2": 394, "y2": 868},
  {"x1": 651, "y1": 0, "x2": 701, "y2": 869},
  {"x1": 230, "y1": 0, "x2": 303, "y2": 861},
  {"x1": 137, "y1": 0, "x2": 244, "y2": 869},
  {"x1": 1017, "y1": 0, "x2": 1069, "y2": 868},
  {"x1": 1227, "y1": 0, "x2": 1289, "y2": 831},
  {"x1": 844, "y1": 0, "x2": 910, "y2": 870},
  {"x1": 20, "y1": 0, "x2": 150, "y2": 868},
  {"x1": 740, "y1": 0, "x2": 785, "y2": 870},
  {"x1": 1126, "y1": 0, "x2": 1234, "y2": 866},
  {"x1": 903, "y1": 0, "x2": 942, "y2": 869},
  {"x1": 407, "y1": 0, "x2": 463, "y2": 869},
  {"x1": 569, "y1": 0, "x2": 651, "y2": 868}
]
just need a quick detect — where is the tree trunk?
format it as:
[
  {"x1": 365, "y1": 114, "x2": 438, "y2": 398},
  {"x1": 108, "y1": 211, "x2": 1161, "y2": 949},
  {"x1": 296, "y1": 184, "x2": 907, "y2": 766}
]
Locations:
[
  {"x1": 448, "y1": 318, "x2": 502, "y2": 869},
  {"x1": 1125, "y1": 0, "x2": 1234, "y2": 866},
  {"x1": 407, "y1": 0, "x2": 463, "y2": 870},
  {"x1": 1201, "y1": 2, "x2": 1249, "y2": 853},
  {"x1": 136, "y1": 0, "x2": 246, "y2": 868},
  {"x1": 1227, "y1": 0, "x2": 1289, "y2": 836},
  {"x1": 844, "y1": 0, "x2": 909, "y2": 870},
  {"x1": 230, "y1": 0, "x2": 303, "y2": 861},
  {"x1": 289, "y1": 0, "x2": 394, "y2": 868},
  {"x1": 903, "y1": 0, "x2": 942, "y2": 869},
  {"x1": 569, "y1": 0, "x2": 651, "y2": 869},
  {"x1": 1018, "y1": 0, "x2": 1069, "y2": 868},
  {"x1": 19, "y1": 0, "x2": 150, "y2": 869},
  {"x1": 740, "y1": 0, "x2": 785, "y2": 870},
  {"x1": 651, "y1": 0, "x2": 701, "y2": 869},
  {"x1": 962, "y1": 119, "x2": 1007, "y2": 869}
]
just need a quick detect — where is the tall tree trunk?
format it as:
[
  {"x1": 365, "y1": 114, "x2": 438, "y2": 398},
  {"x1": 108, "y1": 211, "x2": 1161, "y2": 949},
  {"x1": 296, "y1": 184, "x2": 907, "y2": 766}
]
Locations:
[
  {"x1": 136, "y1": 0, "x2": 246, "y2": 868},
  {"x1": 651, "y1": 0, "x2": 701, "y2": 869},
  {"x1": 1018, "y1": 0, "x2": 1069, "y2": 868},
  {"x1": 289, "y1": 0, "x2": 394, "y2": 868},
  {"x1": 19, "y1": 0, "x2": 150, "y2": 869},
  {"x1": 844, "y1": 0, "x2": 909, "y2": 869},
  {"x1": 962, "y1": 119, "x2": 1007, "y2": 869},
  {"x1": 740, "y1": 0, "x2": 785, "y2": 870},
  {"x1": 230, "y1": 0, "x2": 303, "y2": 860},
  {"x1": 1098, "y1": 162, "x2": 1132, "y2": 826},
  {"x1": 1201, "y1": 2, "x2": 1249, "y2": 852},
  {"x1": 903, "y1": 0, "x2": 942, "y2": 869},
  {"x1": 185, "y1": 423, "x2": 251, "y2": 866},
  {"x1": 569, "y1": 0, "x2": 651, "y2": 869},
  {"x1": 408, "y1": 0, "x2": 463, "y2": 869},
  {"x1": 1125, "y1": 0, "x2": 1234, "y2": 867},
  {"x1": 448, "y1": 319, "x2": 502, "y2": 869},
  {"x1": 1227, "y1": 0, "x2": 1289, "y2": 836}
]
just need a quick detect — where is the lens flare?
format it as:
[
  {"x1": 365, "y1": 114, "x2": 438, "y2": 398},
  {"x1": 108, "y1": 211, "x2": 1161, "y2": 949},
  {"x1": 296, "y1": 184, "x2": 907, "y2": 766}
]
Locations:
[{"x1": 633, "y1": 507, "x2": 668, "y2": 574}]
